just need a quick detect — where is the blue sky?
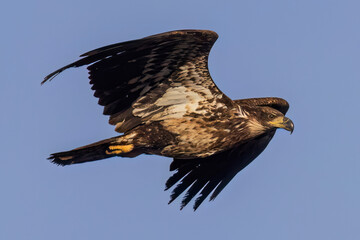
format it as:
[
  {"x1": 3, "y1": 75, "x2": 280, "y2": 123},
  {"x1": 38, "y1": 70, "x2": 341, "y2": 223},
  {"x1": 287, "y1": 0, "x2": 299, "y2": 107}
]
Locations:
[{"x1": 2, "y1": 0, "x2": 360, "y2": 239}]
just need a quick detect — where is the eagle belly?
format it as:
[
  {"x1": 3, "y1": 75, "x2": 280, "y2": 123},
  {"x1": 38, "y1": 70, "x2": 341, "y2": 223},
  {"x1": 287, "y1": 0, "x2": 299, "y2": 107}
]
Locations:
[{"x1": 158, "y1": 117, "x2": 239, "y2": 159}]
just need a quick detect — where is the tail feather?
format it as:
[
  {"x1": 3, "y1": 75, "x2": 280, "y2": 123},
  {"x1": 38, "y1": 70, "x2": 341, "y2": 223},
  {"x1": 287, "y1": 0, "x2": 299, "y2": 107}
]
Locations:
[{"x1": 49, "y1": 136, "x2": 137, "y2": 166}]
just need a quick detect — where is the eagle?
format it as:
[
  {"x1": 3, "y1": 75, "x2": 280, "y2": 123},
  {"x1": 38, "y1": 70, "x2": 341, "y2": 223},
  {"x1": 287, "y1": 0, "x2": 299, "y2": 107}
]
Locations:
[{"x1": 42, "y1": 30, "x2": 294, "y2": 210}]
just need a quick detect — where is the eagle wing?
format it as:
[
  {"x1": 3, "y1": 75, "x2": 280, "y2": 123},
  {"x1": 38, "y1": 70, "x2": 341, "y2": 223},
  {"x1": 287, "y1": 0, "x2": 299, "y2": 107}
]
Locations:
[
  {"x1": 43, "y1": 30, "x2": 235, "y2": 133},
  {"x1": 166, "y1": 131, "x2": 276, "y2": 210}
]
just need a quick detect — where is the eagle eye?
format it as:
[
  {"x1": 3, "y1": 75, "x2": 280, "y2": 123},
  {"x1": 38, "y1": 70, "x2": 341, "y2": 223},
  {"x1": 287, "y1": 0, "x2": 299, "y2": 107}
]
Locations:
[{"x1": 268, "y1": 114, "x2": 276, "y2": 119}]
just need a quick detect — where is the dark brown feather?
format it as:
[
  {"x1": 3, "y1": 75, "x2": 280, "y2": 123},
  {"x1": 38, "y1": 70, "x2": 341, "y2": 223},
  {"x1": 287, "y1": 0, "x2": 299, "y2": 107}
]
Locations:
[
  {"x1": 235, "y1": 97, "x2": 289, "y2": 115},
  {"x1": 167, "y1": 131, "x2": 276, "y2": 210}
]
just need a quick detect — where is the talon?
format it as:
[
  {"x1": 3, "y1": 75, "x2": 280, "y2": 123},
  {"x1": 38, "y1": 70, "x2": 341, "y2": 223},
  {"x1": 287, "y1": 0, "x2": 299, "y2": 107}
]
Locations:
[{"x1": 107, "y1": 144, "x2": 134, "y2": 155}]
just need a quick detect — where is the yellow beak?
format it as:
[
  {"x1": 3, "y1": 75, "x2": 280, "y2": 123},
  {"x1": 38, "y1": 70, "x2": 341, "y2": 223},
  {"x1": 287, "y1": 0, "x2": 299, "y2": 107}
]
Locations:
[{"x1": 269, "y1": 116, "x2": 294, "y2": 134}]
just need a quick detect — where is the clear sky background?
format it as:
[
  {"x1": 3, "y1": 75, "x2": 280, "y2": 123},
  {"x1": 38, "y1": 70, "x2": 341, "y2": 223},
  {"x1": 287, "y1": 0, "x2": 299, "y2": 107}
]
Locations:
[{"x1": 2, "y1": 0, "x2": 360, "y2": 239}]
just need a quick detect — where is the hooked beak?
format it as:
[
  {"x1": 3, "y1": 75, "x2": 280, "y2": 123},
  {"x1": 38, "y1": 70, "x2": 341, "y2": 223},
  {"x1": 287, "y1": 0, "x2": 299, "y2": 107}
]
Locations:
[{"x1": 269, "y1": 116, "x2": 294, "y2": 134}]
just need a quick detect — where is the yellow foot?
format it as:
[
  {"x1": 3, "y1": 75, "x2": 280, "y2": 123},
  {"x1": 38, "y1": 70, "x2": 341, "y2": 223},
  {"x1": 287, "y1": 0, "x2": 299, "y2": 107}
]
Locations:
[{"x1": 106, "y1": 144, "x2": 134, "y2": 155}]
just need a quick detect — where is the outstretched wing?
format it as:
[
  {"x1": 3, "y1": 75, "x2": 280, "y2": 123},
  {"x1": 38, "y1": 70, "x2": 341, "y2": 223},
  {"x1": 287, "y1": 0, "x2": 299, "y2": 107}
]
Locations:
[
  {"x1": 166, "y1": 131, "x2": 275, "y2": 211},
  {"x1": 235, "y1": 97, "x2": 289, "y2": 115},
  {"x1": 43, "y1": 30, "x2": 235, "y2": 133}
]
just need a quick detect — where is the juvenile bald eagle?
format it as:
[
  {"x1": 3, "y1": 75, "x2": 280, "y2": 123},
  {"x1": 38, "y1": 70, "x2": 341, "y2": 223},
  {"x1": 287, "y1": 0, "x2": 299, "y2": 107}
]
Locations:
[{"x1": 43, "y1": 30, "x2": 294, "y2": 210}]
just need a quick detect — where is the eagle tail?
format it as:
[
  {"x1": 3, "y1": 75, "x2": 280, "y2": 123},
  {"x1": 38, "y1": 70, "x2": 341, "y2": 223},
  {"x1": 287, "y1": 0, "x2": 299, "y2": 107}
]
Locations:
[{"x1": 48, "y1": 136, "x2": 138, "y2": 166}]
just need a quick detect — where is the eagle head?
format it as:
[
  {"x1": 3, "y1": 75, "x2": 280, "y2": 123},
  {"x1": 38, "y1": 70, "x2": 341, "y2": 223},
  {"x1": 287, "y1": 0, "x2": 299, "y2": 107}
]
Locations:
[{"x1": 247, "y1": 106, "x2": 294, "y2": 135}]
